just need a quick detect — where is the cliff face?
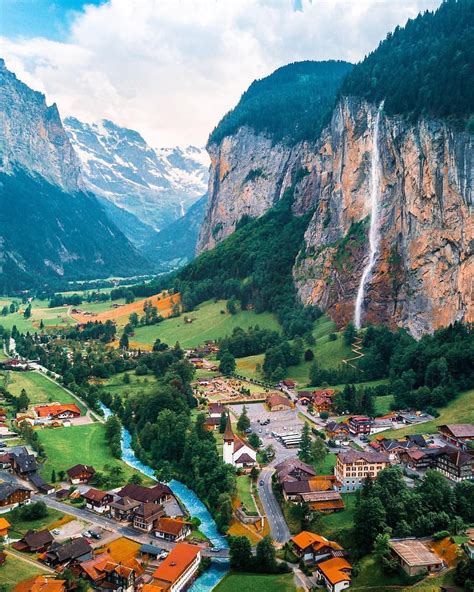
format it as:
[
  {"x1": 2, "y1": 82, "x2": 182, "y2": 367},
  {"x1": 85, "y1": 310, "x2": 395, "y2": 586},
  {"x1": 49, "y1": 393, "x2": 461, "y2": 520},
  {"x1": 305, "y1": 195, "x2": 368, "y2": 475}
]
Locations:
[
  {"x1": 200, "y1": 97, "x2": 473, "y2": 336},
  {"x1": 0, "y1": 59, "x2": 83, "y2": 192}
]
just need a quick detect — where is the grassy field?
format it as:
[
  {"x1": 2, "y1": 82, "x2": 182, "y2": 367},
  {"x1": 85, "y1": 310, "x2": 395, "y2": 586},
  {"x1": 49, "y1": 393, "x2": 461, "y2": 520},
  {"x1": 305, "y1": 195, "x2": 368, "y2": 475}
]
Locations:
[
  {"x1": 0, "y1": 553, "x2": 49, "y2": 591},
  {"x1": 236, "y1": 475, "x2": 258, "y2": 514},
  {"x1": 313, "y1": 452, "x2": 337, "y2": 474},
  {"x1": 320, "y1": 493, "x2": 357, "y2": 534},
  {"x1": 352, "y1": 555, "x2": 410, "y2": 590},
  {"x1": 374, "y1": 394, "x2": 394, "y2": 415},
  {"x1": 3, "y1": 506, "x2": 65, "y2": 537},
  {"x1": 215, "y1": 572, "x2": 295, "y2": 592},
  {"x1": 100, "y1": 372, "x2": 159, "y2": 401},
  {"x1": 1, "y1": 371, "x2": 84, "y2": 410},
  {"x1": 37, "y1": 423, "x2": 149, "y2": 484},
  {"x1": 378, "y1": 387, "x2": 474, "y2": 439},
  {"x1": 132, "y1": 300, "x2": 280, "y2": 348}
]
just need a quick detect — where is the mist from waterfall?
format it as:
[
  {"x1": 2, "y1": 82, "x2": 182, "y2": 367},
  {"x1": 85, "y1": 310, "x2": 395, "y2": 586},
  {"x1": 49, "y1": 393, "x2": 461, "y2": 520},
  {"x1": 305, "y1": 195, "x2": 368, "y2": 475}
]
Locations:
[{"x1": 354, "y1": 103, "x2": 384, "y2": 330}]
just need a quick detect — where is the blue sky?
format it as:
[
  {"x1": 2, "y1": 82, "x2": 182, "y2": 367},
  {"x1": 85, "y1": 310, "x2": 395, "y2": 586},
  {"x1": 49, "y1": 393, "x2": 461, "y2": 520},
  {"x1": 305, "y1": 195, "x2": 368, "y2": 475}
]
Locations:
[
  {"x1": 0, "y1": 0, "x2": 105, "y2": 40},
  {"x1": 0, "y1": 0, "x2": 442, "y2": 146}
]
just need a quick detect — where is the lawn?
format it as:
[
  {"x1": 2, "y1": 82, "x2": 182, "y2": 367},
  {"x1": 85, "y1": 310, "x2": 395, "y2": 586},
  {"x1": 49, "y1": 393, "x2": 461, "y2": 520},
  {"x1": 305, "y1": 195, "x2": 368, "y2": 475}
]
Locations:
[
  {"x1": 1, "y1": 371, "x2": 85, "y2": 412},
  {"x1": 0, "y1": 553, "x2": 49, "y2": 591},
  {"x1": 37, "y1": 423, "x2": 150, "y2": 484},
  {"x1": 313, "y1": 452, "x2": 336, "y2": 474},
  {"x1": 215, "y1": 572, "x2": 295, "y2": 592},
  {"x1": 3, "y1": 506, "x2": 65, "y2": 537},
  {"x1": 320, "y1": 493, "x2": 357, "y2": 535},
  {"x1": 352, "y1": 555, "x2": 411, "y2": 590},
  {"x1": 378, "y1": 387, "x2": 474, "y2": 440},
  {"x1": 100, "y1": 372, "x2": 159, "y2": 401},
  {"x1": 236, "y1": 475, "x2": 258, "y2": 514},
  {"x1": 374, "y1": 394, "x2": 394, "y2": 416},
  {"x1": 131, "y1": 300, "x2": 280, "y2": 348}
]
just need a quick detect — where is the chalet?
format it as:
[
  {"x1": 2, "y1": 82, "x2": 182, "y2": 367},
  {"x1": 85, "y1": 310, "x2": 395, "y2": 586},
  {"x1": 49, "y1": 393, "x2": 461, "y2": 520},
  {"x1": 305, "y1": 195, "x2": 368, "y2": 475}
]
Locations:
[
  {"x1": 0, "y1": 517, "x2": 10, "y2": 540},
  {"x1": 66, "y1": 463, "x2": 96, "y2": 484},
  {"x1": 223, "y1": 415, "x2": 257, "y2": 468},
  {"x1": 109, "y1": 495, "x2": 140, "y2": 521},
  {"x1": 438, "y1": 424, "x2": 474, "y2": 449},
  {"x1": 133, "y1": 502, "x2": 165, "y2": 532},
  {"x1": 291, "y1": 531, "x2": 344, "y2": 564},
  {"x1": 29, "y1": 472, "x2": 54, "y2": 495},
  {"x1": 0, "y1": 453, "x2": 12, "y2": 469},
  {"x1": 389, "y1": 538, "x2": 443, "y2": 576},
  {"x1": 1, "y1": 358, "x2": 28, "y2": 371},
  {"x1": 118, "y1": 482, "x2": 172, "y2": 505},
  {"x1": 83, "y1": 488, "x2": 113, "y2": 513},
  {"x1": 34, "y1": 404, "x2": 81, "y2": 421},
  {"x1": 335, "y1": 451, "x2": 390, "y2": 492},
  {"x1": 203, "y1": 416, "x2": 221, "y2": 431},
  {"x1": 0, "y1": 482, "x2": 31, "y2": 509},
  {"x1": 297, "y1": 391, "x2": 313, "y2": 405},
  {"x1": 10, "y1": 448, "x2": 37, "y2": 476},
  {"x1": 13, "y1": 576, "x2": 66, "y2": 592},
  {"x1": 433, "y1": 447, "x2": 474, "y2": 482},
  {"x1": 154, "y1": 517, "x2": 191, "y2": 542},
  {"x1": 325, "y1": 421, "x2": 350, "y2": 443},
  {"x1": 399, "y1": 449, "x2": 432, "y2": 471},
  {"x1": 266, "y1": 393, "x2": 292, "y2": 411},
  {"x1": 348, "y1": 416, "x2": 372, "y2": 436},
  {"x1": 45, "y1": 538, "x2": 93, "y2": 567},
  {"x1": 274, "y1": 457, "x2": 316, "y2": 483},
  {"x1": 281, "y1": 379, "x2": 296, "y2": 389},
  {"x1": 316, "y1": 557, "x2": 352, "y2": 592},
  {"x1": 151, "y1": 542, "x2": 201, "y2": 592},
  {"x1": 79, "y1": 552, "x2": 143, "y2": 591},
  {"x1": 13, "y1": 529, "x2": 54, "y2": 553}
]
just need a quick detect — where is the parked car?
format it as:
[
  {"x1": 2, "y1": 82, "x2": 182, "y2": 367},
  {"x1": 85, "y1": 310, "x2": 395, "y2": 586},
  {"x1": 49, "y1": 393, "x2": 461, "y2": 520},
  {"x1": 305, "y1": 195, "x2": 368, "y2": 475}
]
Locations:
[
  {"x1": 210, "y1": 547, "x2": 220, "y2": 553},
  {"x1": 259, "y1": 480, "x2": 264, "y2": 486},
  {"x1": 52, "y1": 529, "x2": 60, "y2": 535},
  {"x1": 245, "y1": 428, "x2": 252, "y2": 433}
]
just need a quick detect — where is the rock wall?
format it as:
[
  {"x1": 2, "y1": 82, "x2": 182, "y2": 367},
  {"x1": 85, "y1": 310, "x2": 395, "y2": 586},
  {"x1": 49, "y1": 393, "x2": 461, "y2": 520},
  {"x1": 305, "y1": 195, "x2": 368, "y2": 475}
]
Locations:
[{"x1": 198, "y1": 97, "x2": 473, "y2": 336}]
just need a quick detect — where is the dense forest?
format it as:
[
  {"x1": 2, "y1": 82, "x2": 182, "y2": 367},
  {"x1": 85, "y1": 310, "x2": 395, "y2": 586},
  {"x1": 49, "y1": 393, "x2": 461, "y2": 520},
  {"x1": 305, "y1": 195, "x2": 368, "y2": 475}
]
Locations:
[
  {"x1": 208, "y1": 60, "x2": 353, "y2": 146},
  {"x1": 341, "y1": 0, "x2": 474, "y2": 128}
]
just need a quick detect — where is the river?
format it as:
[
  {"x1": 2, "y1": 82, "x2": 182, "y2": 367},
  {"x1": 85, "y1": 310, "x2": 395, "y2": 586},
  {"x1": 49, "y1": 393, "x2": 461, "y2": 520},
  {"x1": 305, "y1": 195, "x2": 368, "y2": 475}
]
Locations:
[{"x1": 99, "y1": 404, "x2": 229, "y2": 590}]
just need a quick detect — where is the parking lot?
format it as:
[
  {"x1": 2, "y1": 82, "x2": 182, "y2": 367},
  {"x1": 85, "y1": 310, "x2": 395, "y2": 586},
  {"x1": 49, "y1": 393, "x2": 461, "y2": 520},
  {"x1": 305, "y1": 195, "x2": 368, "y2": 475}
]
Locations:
[{"x1": 230, "y1": 402, "x2": 304, "y2": 463}]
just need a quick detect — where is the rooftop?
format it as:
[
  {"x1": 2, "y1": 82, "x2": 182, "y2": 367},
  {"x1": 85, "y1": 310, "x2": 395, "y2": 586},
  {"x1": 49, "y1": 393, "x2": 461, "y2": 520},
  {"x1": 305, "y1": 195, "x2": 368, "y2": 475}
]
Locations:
[
  {"x1": 318, "y1": 556, "x2": 352, "y2": 585},
  {"x1": 438, "y1": 424, "x2": 474, "y2": 438},
  {"x1": 389, "y1": 539, "x2": 442, "y2": 567},
  {"x1": 152, "y1": 542, "x2": 201, "y2": 585}
]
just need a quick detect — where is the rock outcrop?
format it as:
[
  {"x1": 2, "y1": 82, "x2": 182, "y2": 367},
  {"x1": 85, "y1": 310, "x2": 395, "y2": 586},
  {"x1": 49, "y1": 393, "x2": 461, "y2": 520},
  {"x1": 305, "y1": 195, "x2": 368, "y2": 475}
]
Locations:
[{"x1": 199, "y1": 97, "x2": 473, "y2": 336}]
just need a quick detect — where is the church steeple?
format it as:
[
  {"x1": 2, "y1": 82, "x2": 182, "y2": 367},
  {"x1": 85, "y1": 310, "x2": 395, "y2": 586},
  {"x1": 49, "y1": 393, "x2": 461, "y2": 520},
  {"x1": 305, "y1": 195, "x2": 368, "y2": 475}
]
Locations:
[{"x1": 223, "y1": 414, "x2": 234, "y2": 442}]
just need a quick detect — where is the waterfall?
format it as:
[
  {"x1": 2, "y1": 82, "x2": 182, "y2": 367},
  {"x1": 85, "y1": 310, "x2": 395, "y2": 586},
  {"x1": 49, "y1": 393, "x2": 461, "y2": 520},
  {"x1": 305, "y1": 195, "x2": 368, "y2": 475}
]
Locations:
[{"x1": 354, "y1": 103, "x2": 384, "y2": 330}]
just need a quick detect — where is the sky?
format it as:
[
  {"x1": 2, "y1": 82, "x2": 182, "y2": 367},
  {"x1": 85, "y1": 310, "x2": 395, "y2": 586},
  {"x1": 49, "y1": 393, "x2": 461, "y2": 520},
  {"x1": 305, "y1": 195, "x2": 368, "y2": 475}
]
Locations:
[{"x1": 0, "y1": 0, "x2": 442, "y2": 147}]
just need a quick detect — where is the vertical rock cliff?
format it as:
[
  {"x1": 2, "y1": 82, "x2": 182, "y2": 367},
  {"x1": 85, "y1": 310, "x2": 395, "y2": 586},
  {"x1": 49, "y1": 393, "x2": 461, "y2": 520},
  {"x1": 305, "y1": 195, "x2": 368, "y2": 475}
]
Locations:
[{"x1": 199, "y1": 97, "x2": 473, "y2": 336}]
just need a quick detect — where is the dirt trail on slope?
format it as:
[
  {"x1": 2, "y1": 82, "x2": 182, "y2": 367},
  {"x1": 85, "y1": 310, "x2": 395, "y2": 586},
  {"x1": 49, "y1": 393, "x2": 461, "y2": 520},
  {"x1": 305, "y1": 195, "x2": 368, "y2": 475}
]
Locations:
[{"x1": 342, "y1": 336, "x2": 365, "y2": 371}]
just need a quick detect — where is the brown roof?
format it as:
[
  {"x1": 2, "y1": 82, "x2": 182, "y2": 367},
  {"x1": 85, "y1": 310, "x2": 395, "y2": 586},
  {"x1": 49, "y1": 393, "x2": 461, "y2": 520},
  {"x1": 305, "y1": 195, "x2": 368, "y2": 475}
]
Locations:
[
  {"x1": 274, "y1": 457, "x2": 316, "y2": 480},
  {"x1": 266, "y1": 393, "x2": 292, "y2": 408},
  {"x1": 300, "y1": 491, "x2": 343, "y2": 504},
  {"x1": 13, "y1": 576, "x2": 66, "y2": 592},
  {"x1": 83, "y1": 488, "x2": 110, "y2": 502},
  {"x1": 118, "y1": 482, "x2": 171, "y2": 503},
  {"x1": 337, "y1": 450, "x2": 390, "y2": 464},
  {"x1": 134, "y1": 502, "x2": 164, "y2": 520},
  {"x1": 67, "y1": 464, "x2": 95, "y2": 478},
  {"x1": 389, "y1": 539, "x2": 442, "y2": 567},
  {"x1": 109, "y1": 496, "x2": 140, "y2": 510},
  {"x1": 23, "y1": 529, "x2": 54, "y2": 549},
  {"x1": 234, "y1": 452, "x2": 255, "y2": 464},
  {"x1": 155, "y1": 517, "x2": 189, "y2": 536},
  {"x1": 223, "y1": 414, "x2": 234, "y2": 442},
  {"x1": 438, "y1": 424, "x2": 474, "y2": 438}
]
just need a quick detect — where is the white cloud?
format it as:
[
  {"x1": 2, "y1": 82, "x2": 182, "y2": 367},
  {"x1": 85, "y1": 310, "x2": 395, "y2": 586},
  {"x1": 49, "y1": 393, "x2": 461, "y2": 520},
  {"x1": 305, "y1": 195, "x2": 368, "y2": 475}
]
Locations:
[{"x1": 0, "y1": 0, "x2": 442, "y2": 146}]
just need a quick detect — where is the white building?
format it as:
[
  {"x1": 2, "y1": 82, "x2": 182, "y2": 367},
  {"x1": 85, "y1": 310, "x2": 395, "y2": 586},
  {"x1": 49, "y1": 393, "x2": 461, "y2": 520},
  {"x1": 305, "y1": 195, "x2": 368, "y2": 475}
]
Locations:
[{"x1": 223, "y1": 415, "x2": 257, "y2": 468}]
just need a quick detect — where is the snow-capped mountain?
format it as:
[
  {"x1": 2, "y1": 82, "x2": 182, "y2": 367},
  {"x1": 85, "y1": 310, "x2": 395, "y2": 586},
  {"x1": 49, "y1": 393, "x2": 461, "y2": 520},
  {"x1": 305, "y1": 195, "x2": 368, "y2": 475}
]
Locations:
[{"x1": 64, "y1": 117, "x2": 209, "y2": 232}]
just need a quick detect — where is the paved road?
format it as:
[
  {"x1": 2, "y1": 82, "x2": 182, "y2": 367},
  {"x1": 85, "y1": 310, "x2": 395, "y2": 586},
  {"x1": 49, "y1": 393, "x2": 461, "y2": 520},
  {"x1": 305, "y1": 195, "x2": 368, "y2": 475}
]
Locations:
[
  {"x1": 35, "y1": 494, "x2": 229, "y2": 559},
  {"x1": 257, "y1": 466, "x2": 290, "y2": 544}
]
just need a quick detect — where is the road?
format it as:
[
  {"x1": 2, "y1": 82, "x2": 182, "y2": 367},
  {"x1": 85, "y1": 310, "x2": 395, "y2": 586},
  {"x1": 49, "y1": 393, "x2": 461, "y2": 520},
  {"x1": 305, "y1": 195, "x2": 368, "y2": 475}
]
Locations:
[
  {"x1": 257, "y1": 466, "x2": 290, "y2": 544},
  {"x1": 34, "y1": 494, "x2": 230, "y2": 559}
]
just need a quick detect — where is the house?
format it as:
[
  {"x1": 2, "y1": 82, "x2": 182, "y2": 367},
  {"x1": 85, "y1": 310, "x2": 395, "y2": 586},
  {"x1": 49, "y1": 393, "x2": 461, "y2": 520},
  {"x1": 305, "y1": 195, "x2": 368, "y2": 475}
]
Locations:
[
  {"x1": 223, "y1": 415, "x2": 257, "y2": 468},
  {"x1": 34, "y1": 404, "x2": 81, "y2": 420},
  {"x1": 109, "y1": 495, "x2": 140, "y2": 521},
  {"x1": 325, "y1": 421, "x2": 350, "y2": 443},
  {"x1": 0, "y1": 482, "x2": 31, "y2": 509},
  {"x1": 0, "y1": 453, "x2": 12, "y2": 469},
  {"x1": 1, "y1": 358, "x2": 28, "y2": 371},
  {"x1": 399, "y1": 449, "x2": 432, "y2": 471},
  {"x1": 348, "y1": 416, "x2": 372, "y2": 436},
  {"x1": 266, "y1": 393, "x2": 292, "y2": 411},
  {"x1": 316, "y1": 557, "x2": 352, "y2": 592},
  {"x1": 83, "y1": 488, "x2": 113, "y2": 513},
  {"x1": 117, "y1": 482, "x2": 172, "y2": 505},
  {"x1": 282, "y1": 476, "x2": 344, "y2": 512},
  {"x1": 433, "y1": 447, "x2": 474, "y2": 482},
  {"x1": 438, "y1": 424, "x2": 474, "y2": 449},
  {"x1": 79, "y1": 552, "x2": 142, "y2": 592},
  {"x1": 13, "y1": 576, "x2": 66, "y2": 592},
  {"x1": 13, "y1": 529, "x2": 54, "y2": 552},
  {"x1": 155, "y1": 517, "x2": 191, "y2": 542},
  {"x1": 208, "y1": 403, "x2": 226, "y2": 418},
  {"x1": 203, "y1": 416, "x2": 221, "y2": 431},
  {"x1": 44, "y1": 538, "x2": 93, "y2": 567},
  {"x1": 389, "y1": 538, "x2": 443, "y2": 576},
  {"x1": 10, "y1": 448, "x2": 38, "y2": 476},
  {"x1": 133, "y1": 502, "x2": 165, "y2": 532},
  {"x1": 29, "y1": 472, "x2": 54, "y2": 495},
  {"x1": 301, "y1": 491, "x2": 345, "y2": 513},
  {"x1": 151, "y1": 542, "x2": 201, "y2": 592},
  {"x1": 274, "y1": 457, "x2": 317, "y2": 483},
  {"x1": 66, "y1": 463, "x2": 96, "y2": 484},
  {"x1": 291, "y1": 531, "x2": 344, "y2": 563},
  {"x1": 0, "y1": 517, "x2": 10, "y2": 540},
  {"x1": 335, "y1": 451, "x2": 390, "y2": 492}
]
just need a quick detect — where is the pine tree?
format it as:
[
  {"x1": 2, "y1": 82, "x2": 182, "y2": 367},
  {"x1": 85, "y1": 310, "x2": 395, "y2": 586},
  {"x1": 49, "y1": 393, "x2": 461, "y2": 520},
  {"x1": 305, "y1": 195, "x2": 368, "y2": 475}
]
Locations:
[
  {"x1": 298, "y1": 422, "x2": 312, "y2": 463},
  {"x1": 237, "y1": 406, "x2": 250, "y2": 432}
]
